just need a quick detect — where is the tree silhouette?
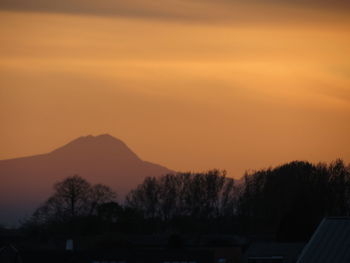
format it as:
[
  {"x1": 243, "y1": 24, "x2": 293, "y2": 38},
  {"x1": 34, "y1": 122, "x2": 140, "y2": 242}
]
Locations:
[
  {"x1": 25, "y1": 160, "x2": 350, "y2": 240},
  {"x1": 88, "y1": 184, "x2": 116, "y2": 215},
  {"x1": 236, "y1": 160, "x2": 350, "y2": 240},
  {"x1": 126, "y1": 170, "x2": 237, "y2": 221},
  {"x1": 33, "y1": 175, "x2": 116, "y2": 223}
]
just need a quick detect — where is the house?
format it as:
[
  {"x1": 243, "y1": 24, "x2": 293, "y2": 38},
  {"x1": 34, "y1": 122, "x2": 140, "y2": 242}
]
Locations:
[{"x1": 297, "y1": 217, "x2": 350, "y2": 263}]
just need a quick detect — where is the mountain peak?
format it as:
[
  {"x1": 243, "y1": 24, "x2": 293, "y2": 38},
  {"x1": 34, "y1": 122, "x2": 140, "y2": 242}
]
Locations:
[
  {"x1": 50, "y1": 134, "x2": 141, "y2": 161},
  {"x1": 69, "y1": 134, "x2": 123, "y2": 144},
  {"x1": 0, "y1": 134, "x2": 173, "y2": 225}
]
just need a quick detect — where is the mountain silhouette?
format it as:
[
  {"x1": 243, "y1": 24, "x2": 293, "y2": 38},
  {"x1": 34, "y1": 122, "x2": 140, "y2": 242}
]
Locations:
[{"x1": 0, "y1": 134, "x2": 173, "y2": 225}]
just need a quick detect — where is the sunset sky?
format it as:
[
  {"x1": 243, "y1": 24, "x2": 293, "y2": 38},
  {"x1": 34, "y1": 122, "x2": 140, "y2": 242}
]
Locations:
[{"x1": 1, "y1": 0, "x2": 350, "y2": 177}]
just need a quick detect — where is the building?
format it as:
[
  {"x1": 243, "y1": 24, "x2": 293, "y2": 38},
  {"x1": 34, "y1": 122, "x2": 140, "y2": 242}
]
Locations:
[{"x1": 297, "y1": 217, "x2": 350, "y2": 263}]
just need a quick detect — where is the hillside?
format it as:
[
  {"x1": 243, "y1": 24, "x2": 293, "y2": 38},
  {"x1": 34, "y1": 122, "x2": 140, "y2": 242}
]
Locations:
[{"x1": 0, "y1": 134, "x2": 173, "y2": 225}]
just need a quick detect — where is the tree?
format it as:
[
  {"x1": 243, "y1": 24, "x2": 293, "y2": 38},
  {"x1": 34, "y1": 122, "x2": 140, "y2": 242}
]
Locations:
[
  {"x1": 97, "y1": 202, "x2": 123, "y2": 223},
  {"x1": 126, "y1": 176, "x2": 160, "y2": 219},
  {"x1": 32, "y1": 175, "x2": 116, "y2": 223},
  {"x1": 54, "y1": 175, "x2": 91, "y2": 217},
  {"x1": 236, "y1": 160, "x2": 350, "y2": 241},
  {"x1": 88, "y1": 184, "x2": 117, "y2": 215},
  {"x1": 126, "y1": 170, "x2": 237, "y2": 220}
]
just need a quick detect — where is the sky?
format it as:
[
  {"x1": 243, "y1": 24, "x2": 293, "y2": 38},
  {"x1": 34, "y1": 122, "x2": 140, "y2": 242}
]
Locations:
[{"x1": 1, "y1": 0, "x2": 350, "y2": 178}]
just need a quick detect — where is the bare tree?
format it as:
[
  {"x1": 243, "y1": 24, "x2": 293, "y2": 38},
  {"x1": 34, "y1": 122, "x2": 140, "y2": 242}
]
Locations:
[
  {"x1": 53, "y1": 175, "x2": 91, "y2": 217},
  {"x1": 88, "y1": 184, "x2": 116, "y2": 215},
  {"x1": 32, "y1": 175, "x2": 116, "y2": 222},
  {"x1": 126, "y1": 170, "x2": 237, "y2": 220}
]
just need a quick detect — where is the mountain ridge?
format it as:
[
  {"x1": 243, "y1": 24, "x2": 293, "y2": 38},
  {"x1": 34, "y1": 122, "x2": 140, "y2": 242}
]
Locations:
[{"x1": 0, "y1": 134, "x2": 173, "y2": 225}]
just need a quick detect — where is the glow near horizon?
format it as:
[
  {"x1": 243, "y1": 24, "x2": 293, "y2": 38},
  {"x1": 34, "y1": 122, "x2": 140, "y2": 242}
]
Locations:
[{"x1": 0, "y1": 1, "x2": 350, "y2": 177}]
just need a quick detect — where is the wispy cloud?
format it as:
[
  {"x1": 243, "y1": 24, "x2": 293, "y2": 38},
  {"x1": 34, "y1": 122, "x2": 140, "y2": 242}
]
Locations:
[{"x1": 0, "y1": 0, "x2": 349, "y2": 23}]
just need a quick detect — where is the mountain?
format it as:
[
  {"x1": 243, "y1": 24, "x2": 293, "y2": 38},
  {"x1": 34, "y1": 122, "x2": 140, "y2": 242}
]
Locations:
[{"x1": 0, "y1": 134, "x2": 173, "y2": 226}]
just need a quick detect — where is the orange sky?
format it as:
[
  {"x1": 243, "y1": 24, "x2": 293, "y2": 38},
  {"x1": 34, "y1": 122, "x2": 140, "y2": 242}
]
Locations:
[{"x1": 1, "y1": 0, "x2": 350, "y2": 177}]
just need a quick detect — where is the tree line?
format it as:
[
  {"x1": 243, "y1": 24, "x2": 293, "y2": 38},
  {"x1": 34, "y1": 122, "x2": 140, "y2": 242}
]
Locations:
[{"x1": 25, "y1": 159, "x2": 350, "y2": 241}]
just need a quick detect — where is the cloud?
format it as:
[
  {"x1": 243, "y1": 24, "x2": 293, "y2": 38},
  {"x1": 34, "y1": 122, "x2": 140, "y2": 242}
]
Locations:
[
  {"x1": 1, "y1": 0, "x2": 215, "y2": 20},
  {"x1": 0, "y1": 0, "x2": 349, "y2": 23}
]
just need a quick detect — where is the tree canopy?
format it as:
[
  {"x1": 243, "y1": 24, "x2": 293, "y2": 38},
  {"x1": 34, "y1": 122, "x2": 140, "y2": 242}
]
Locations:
[
  {"x1": 25, "y1": 160, "x2": 350, "y2": 241},
  {"x1": 32, "y1": 175, "x2": 116, "y2": 223}
]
